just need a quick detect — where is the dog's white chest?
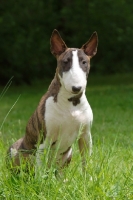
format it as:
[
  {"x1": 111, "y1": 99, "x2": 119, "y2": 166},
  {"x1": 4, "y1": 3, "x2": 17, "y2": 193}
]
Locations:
[{"x1": 44, "y1": 93, "x2": 93, "y2": 154}]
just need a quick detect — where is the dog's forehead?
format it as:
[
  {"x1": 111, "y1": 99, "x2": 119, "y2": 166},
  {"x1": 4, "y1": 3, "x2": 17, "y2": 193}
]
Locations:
[
  {"x1": 59, "y1": 48, "x2": 87, "y2": 60},
  {"x1": 57, "y1": 48, "x2": 90, "y2": 77}
]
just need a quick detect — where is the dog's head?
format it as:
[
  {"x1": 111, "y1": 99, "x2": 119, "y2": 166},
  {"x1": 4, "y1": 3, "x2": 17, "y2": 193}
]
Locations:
[{"x1": 50, "y1": 30, "x2": 98, "y2": 95}]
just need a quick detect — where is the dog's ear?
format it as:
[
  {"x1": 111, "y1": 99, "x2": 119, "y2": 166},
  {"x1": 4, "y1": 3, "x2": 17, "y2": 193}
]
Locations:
[
  {"x1": 81, "y1": 32, "x2": 98, "y2": 58},
  {"x1": 50, "y1": 29, "x2": 67, "y2": 57}
]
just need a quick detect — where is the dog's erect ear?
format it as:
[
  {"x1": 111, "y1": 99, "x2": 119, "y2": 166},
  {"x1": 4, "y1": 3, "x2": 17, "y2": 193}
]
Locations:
[
  {"x1": 50, "y1": 29, "x2": 67, "y2": 57},
  {"x1": 81, "y1": 32, "x2": 98, "y2": 58}
]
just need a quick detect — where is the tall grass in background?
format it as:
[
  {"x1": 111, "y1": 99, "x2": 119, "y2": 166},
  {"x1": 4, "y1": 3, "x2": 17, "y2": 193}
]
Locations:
[
  {"x1": 0, "y1": 77, "x2": 21, "y2": 132},
  {"x1": 0, "y1": 74, "x2": 133, "y2": 199},
  {"x1": 0, "y1": 77, "x2": 13, "y2": 101}
]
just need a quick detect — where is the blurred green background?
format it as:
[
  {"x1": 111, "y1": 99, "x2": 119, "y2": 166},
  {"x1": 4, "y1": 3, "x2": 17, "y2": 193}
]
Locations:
[{"x1": 0, "y1": 0, "x2": 133, "y2": 85}]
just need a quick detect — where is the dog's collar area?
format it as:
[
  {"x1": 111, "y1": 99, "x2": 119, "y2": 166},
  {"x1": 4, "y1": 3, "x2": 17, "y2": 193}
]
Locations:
[{"x1": 68, "y1": 92, "x2": 83, "y2": 106}]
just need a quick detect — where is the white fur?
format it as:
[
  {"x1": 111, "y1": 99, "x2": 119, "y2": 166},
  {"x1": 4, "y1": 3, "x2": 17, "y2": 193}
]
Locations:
[
  {"x1": 59, "y1": 50, "x2": 87, "y2": 94},
  {"x1": 36, "y1": 91, "x2": 93, "y2": 168},
  {"x1": 61, "y1": 147, "x2": 72, "y2": 165},
  {"x1": 10, "y1": 148, "x2": 18, "y2": 158}
]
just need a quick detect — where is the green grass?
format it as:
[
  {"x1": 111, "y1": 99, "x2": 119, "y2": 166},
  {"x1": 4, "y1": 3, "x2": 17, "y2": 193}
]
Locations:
[{"x1": 0, "y1": 74, "x2": 133, "y2": 199}]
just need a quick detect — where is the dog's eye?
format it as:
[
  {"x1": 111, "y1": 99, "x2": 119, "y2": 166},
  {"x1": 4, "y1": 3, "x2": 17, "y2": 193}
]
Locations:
[
  {"x1": 63, "y1": 59, "x2": 69, "y2": 64},
  {"x1": 82, "y1": 61, "x2": 86, "y2": 65}
]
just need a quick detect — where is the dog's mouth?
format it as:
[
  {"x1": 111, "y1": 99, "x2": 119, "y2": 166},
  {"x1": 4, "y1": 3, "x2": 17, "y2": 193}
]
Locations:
[{"x1": 71, "y1": 91, "x2": 80, "y2": 95}]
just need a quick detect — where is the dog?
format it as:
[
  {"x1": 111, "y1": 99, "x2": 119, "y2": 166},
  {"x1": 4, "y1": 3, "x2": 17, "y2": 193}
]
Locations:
[{"x1": 7, "y1": 29, "x2": 98, "y2": 175}]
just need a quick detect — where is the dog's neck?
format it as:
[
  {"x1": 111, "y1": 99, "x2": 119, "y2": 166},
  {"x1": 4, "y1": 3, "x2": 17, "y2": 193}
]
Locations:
[{"x1": 47, "y1": 74, "x2": 61, "y2": 103}]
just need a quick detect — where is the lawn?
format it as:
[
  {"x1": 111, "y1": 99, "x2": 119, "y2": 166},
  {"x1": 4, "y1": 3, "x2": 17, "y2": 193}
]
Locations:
[{"x1": 0, "y1": 74, "x2": 133, "y2": 199}]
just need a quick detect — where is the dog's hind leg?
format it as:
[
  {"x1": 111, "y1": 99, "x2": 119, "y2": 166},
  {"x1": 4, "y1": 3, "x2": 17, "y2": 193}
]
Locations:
[{"x1": 7, "y1": 138, "x2": 35, "y2": 172}]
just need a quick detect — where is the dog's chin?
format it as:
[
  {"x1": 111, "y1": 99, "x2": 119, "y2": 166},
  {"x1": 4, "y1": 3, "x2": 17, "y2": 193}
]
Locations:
[{"x1": 71, "y1": 90, "x2": 84, "y2": 98}]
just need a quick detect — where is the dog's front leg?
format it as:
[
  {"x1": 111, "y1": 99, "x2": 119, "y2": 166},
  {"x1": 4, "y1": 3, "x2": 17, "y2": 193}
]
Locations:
[
  {"x1": 55, "y1": 147, "x2": 72, "y2": 180},
  {"x1": 35, "y1": 138, "x2": 52, "y2": 176},
  {"x1": 78, "y1": 128, "x2": 92, "y2": 173}
]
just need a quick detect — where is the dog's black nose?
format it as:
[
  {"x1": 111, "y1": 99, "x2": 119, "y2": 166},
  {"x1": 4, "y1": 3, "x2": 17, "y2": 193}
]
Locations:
[{"x1": 72, "y1": 86, "x2": 82, "y2": 93}]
